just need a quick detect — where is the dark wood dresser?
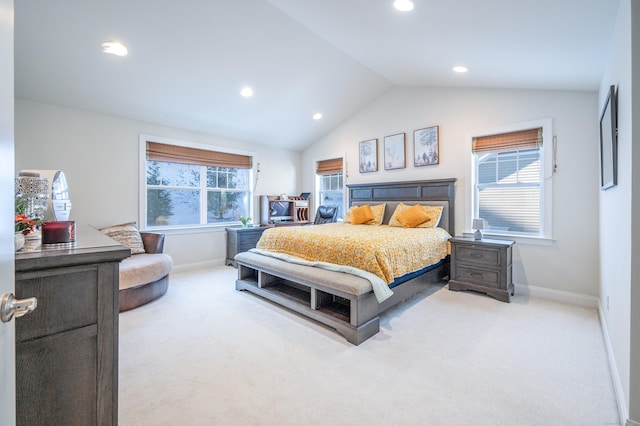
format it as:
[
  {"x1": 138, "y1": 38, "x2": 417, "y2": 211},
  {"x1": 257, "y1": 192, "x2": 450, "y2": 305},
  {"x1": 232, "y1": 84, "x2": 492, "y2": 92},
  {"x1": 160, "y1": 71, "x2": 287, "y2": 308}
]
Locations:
[
  {"x1": 448, "y1": 237, "x2": 515, "y2": 302},
  {"x1": 14, "y1": 226, "x2": 130, "y2": 425},
  {"x1": 225, "y1": 226, "x2": 267, "y2": 267}
]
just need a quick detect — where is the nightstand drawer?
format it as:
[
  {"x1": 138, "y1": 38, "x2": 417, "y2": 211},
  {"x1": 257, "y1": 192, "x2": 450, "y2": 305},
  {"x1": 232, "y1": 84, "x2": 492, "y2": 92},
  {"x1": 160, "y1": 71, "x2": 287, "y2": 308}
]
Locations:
[
  {"x1": 455, "y1": 245, "x2": 500, "y2": 266},
  {"x1": 455, "y1": 266, "x2": 500, "y2": 288},
  {"x1": 238, "y1": 233, "x2": 263, "y2": 251}
]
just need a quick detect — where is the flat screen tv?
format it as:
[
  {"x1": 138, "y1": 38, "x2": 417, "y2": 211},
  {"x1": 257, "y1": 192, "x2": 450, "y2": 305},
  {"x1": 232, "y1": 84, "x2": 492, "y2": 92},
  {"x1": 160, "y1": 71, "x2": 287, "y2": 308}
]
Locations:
[{"x1": 269, "y1": 201, "x2": 292, "y2": 221}]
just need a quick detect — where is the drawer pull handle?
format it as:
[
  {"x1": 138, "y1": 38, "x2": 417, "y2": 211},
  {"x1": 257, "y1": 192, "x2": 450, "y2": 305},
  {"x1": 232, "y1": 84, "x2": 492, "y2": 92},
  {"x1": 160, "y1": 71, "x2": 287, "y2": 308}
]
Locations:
[
  {"x1": 470, "y1": 273, "x2": 484, "y2": 277},
  {"x1": 469, "y1": 253, "x2": 484, "y2": 258}
]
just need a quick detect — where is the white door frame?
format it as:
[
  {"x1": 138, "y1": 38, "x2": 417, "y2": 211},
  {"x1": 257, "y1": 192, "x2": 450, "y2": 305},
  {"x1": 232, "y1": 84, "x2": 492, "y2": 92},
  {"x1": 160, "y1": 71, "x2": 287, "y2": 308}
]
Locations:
[{"x1": 0, "y1": 0, "x2": 17, "y2": 423}]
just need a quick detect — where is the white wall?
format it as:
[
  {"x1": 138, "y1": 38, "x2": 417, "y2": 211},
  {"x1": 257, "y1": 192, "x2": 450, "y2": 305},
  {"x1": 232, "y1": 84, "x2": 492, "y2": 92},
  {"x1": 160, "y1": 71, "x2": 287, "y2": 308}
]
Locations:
[
  {"x1": 598, "y1": 0, "x2": 635, "y2": 422},
  {"x1": 15, "y1": 99, "x2": 301, "y2": 268},
  {"x1": 631, "y1": 1, "x2": 640, "y2": 419},
  {"x1": 303, "y1": 86, "x2": 601, "y2": 298}
]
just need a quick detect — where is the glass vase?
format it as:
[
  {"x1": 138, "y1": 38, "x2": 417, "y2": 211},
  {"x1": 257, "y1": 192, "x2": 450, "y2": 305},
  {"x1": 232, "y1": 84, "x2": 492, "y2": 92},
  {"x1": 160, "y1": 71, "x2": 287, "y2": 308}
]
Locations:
[{"x1": 15, "y1": 232, "x2": 25, "y2": 252}]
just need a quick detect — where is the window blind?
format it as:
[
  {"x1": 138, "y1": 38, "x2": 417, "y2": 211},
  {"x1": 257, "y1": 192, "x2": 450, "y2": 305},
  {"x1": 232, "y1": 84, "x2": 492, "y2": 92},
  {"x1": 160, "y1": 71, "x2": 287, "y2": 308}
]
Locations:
[
  {"x1": 146, "y1": 141, "x2": 252, "y2": 169},
  {"x1": 472, "y1": 128, "x2": 542, "y2": 154},
  {"x1": 316, "y1": 157, "x2": 343, "y2": 175}
]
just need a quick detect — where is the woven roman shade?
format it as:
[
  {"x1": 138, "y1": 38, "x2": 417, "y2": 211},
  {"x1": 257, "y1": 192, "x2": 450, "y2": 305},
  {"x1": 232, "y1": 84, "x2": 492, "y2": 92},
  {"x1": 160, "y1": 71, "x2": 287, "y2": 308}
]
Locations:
[
  {"x1": 316, "y1": 157, "x2": 343, "y2": 175},
  {"x1": 146, "y1": 141, "x2": 252, "y2": 169},
  {"x1": 472, "y1": 128, "x2": 542, "y2": 154}
]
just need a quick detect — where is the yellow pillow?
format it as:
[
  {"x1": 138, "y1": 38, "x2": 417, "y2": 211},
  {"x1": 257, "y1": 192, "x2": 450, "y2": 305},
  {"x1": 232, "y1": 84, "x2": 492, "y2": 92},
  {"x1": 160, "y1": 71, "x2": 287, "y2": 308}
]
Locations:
[
  {"x1": 349, "y1": 205, "x2": 375, "y2": 225},
  {"x1": 344, "y1": 204, "x2": 386, "y2": 225},
  {"x1": 396, "y1": 204, "x2": 431, "y2": 228},
  {"x1": 389, "y1": 203, "x2": 444, "y2": 228}
]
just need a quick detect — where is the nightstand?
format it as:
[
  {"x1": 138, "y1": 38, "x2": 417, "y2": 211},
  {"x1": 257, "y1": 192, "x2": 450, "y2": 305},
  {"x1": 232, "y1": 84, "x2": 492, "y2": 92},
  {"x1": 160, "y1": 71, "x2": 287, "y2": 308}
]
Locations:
[
  {"x1": 225, "y1": 226, "x2": 267, "y2": 267},
  {"x1": 448, "y1": 237, "x2": 515, "y2": 302}
]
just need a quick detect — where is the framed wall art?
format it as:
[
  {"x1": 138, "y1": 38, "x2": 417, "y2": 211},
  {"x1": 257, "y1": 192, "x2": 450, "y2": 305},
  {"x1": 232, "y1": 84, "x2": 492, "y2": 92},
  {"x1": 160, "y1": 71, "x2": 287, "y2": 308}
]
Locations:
[
  {"x1": 599, "y1": 85, "x2": 617, "y2": 190},
  {"x1": 414, "y1": 125, "x2": 439, "y2": 166},
  {"x1": 384, "y1": 133, "x2": 406, "y2": 170},
  {"x1": 359, "y1": 139, "x2": 378, "y2": 173}
]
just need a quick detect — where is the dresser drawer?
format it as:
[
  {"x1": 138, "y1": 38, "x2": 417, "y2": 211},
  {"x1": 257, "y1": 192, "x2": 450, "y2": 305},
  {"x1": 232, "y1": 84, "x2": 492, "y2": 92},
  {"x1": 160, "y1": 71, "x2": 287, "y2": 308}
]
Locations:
[
  {"x1": 455, "y1": 244, "x2": 501, "y2": 266},
  {"x1": 16, "y1": 266, "x2": 98, "y2": 342},
  {"x1": 455, "y1": 266, "x2": 500, "y2": 288}
]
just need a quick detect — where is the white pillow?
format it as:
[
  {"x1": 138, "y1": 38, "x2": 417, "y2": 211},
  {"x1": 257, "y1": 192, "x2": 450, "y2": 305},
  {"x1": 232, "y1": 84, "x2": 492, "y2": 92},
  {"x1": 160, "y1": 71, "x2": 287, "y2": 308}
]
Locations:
[{"x1": 99, "y1": 221, "x2": 145, "y2": 254}]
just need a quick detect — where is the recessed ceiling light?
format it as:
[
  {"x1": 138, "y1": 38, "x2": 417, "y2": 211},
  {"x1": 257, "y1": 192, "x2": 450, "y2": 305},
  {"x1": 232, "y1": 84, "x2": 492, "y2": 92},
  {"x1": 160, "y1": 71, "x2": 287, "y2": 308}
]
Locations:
[
  {"x1": 240, "y1": 87, "x2": 253, "y2": 97},
  {"x1": 453, "y1": 65, "x2": 468, "y2": 73},
  {"x1": 313, "y1": 113, "x2": 323, "y2": 120},
  {"x1": 394, "y1": 0, "x2": 414, "y2": 12},
  {"x1": 102, "y1": 41, "x2": 128, "y2": 56}
]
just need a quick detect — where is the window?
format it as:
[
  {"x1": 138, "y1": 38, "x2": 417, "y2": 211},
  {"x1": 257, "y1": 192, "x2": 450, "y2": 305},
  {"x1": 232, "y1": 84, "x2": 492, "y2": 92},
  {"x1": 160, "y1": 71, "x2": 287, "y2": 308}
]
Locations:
[
  {"x1": 470, "y1": 119, "x2": 553, "y2": 239},
  {"x1": 316, "y1": 158, "x2": 344, "y2": 219},
  {"x1": 141, "y1": 137, "x2": 253, "y2": 229}
]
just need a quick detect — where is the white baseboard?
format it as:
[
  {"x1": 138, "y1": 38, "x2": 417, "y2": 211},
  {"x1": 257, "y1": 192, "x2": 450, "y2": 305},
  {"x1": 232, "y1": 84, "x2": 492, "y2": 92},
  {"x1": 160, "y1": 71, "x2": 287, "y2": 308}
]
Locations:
[
  {"x1": 171, "y1": 258, "x2": 225, "y2": 273},
  {"x1": 515, "y1": 282, "x2": 599, "y2": 308},
  {"x1": 598, "y1": 300, "x2": 629, "y2": 426}
]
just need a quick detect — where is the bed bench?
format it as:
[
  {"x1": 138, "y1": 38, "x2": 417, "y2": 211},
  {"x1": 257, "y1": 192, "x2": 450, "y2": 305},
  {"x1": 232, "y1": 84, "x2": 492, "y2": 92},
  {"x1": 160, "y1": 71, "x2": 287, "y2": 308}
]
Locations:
[{"x1": 235, "y1": 250, "x2": 448, "y2": 345}]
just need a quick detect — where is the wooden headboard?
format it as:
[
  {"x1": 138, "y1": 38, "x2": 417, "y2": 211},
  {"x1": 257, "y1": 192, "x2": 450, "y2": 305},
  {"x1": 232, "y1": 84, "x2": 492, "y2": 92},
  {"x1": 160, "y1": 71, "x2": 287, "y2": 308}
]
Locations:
[{"x1": 347, "y1": 179, "x2": 457, "y2": 236}]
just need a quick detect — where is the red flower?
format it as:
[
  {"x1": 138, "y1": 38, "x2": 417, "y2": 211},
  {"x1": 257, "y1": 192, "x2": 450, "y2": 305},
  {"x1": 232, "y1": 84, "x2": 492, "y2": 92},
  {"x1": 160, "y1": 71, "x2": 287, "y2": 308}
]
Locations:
[{"x1": 15, "y1": 214, "x2": 35, "y2": 235}]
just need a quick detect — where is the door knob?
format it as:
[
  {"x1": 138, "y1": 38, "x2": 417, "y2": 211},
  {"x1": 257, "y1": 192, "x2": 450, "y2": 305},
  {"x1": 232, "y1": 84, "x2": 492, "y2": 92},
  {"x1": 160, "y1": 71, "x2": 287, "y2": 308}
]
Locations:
[{"x1": 0, "y1": 293, "x2": 37, "y2": 323}]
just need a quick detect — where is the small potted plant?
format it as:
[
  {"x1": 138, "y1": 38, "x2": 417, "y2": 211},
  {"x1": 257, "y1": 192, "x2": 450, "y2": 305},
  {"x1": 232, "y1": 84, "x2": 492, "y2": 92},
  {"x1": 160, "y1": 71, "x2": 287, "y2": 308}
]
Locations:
[{"x1": 238, "y1": 216, "x2": 252, "y2": 228}]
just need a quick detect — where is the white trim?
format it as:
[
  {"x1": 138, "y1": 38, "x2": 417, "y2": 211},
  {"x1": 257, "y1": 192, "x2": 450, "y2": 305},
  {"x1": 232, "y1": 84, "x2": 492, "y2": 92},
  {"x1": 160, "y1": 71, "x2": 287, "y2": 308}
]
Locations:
[
  {"x1": 171, "y1": 259, "x2": 222, "y2": 273},
  {"x1": 465, "y1": 117, "x2": 554, "y2": 240},
  {"x1": 515, "y1": 282, "x2": 599, "y2": 308},
  {"x1": 143, "y1": 225, "x2": 228, "y2": 235},
  {"x1": 461, "y1": 232, "x2": 554, "y2": 247},
  {"x1": 138, "y1": 137, "x2": 147, "y2": 228},
  {"x1": 138, "y1": 134, "x2": 256, "y2": 231},
  {"x1": 139, "y1": 133, "x2": 256, "y2": 157},
  {"x1": 598, "y1": 303, "x2": 629, "y2": 426}
]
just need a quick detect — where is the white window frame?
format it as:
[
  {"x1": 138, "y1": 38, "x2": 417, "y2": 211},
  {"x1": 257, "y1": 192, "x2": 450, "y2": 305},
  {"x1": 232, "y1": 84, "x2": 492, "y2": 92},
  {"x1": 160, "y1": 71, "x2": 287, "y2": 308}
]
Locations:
[
  {"x1": 465, "y1": 118, "x2": 553, "y2": 245},
  {"x1": 314, "y1": 156, "x2": 346, "y2": 220},
  {"x1": 139, "y1": 134, "x2": 255, "y2": 232}
]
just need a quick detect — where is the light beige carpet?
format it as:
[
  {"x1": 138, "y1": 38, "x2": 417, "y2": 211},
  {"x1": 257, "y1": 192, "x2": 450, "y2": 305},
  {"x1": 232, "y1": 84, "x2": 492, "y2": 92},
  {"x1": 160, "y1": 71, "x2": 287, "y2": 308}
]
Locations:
[{"x1": 118, "y1": 266, "x2": 620, "y2": 426}]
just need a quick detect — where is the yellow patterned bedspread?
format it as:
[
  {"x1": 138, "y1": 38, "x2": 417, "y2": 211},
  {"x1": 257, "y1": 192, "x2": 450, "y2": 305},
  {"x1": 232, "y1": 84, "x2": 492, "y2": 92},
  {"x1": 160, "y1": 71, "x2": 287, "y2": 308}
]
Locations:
[{"x1": 256, "y1": 223, "x2": 451, "y2": 284}]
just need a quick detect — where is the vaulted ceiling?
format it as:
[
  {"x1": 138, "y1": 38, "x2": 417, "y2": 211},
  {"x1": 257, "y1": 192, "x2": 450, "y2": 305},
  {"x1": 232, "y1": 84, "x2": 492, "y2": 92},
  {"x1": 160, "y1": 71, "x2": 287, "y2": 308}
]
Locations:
[{"x1": 14, "y1": 0, "x2": 619, "y2": 150}]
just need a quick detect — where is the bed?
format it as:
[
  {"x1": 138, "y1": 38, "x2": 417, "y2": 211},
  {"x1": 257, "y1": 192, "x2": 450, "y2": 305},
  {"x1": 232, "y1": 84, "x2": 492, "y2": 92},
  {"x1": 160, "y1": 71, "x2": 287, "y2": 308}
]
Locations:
[{"x1": 234, "y1": 179, "x2": 456, "y2": 344}]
